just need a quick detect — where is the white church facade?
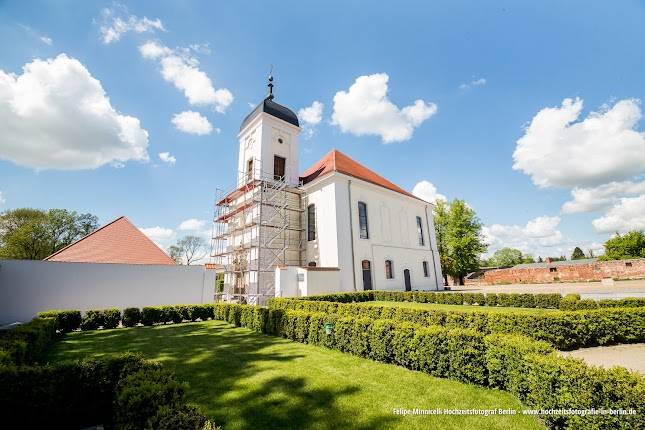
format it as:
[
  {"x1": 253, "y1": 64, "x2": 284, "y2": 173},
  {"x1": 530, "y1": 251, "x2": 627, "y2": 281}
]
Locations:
[{"x1": 213, "y1": 78, "x2": 442, "y2": 304}]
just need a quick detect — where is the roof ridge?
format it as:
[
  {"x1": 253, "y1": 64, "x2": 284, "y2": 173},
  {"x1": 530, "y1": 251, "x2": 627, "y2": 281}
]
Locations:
[{"x1": 45, "y1": 216, "x2": 126, "y2": 260}]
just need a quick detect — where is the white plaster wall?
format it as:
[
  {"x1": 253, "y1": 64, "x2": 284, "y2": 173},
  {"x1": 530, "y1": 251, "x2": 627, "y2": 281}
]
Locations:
[
  {"x1": 302, "y1": 269, "x2": 341, "y2": 296},
  {"x1": 0, "y1": 260, "x2": 216, "y2": 324}
]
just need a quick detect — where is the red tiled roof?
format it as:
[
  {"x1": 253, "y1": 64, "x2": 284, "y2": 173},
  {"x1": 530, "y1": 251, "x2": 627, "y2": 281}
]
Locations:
[
  {"x1": 301, "y1": 149, "x2": 421, "y2": 200},
  {"x1": 45, "y1": 216, "x2": 176, "y2": 265}
]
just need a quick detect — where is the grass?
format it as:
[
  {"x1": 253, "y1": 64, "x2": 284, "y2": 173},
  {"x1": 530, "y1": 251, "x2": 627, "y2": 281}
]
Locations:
[
  {"x1": 360, "y1": 301, "x2": 558, "y2": 314},
  {"x1": 47, "y1": 320, "x2": 544, "y2": 430}
]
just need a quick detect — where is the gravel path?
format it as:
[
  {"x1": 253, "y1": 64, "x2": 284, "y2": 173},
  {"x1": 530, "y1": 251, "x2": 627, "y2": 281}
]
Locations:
[{"x1": 559, "y1": 344, "x2": 645, "y2": 373}]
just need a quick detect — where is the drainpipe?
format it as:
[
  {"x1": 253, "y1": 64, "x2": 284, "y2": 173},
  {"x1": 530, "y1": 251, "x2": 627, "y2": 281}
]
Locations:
[
  {"x1": 424, "y1": 205, "x2": 440, "y2": 291},
  {"x1": 347, "y1": 179, "x2": 357, "y2": 291}
]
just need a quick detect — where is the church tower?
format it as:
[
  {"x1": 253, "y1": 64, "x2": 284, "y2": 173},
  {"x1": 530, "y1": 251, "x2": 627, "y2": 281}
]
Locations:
[{"x1": 237, "y1": 75, "x2": 301, "y2": 186}]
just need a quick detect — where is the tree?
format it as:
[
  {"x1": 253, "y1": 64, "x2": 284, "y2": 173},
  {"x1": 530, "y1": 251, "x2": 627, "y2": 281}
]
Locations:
[
  {"x1": 490, "y1": 247, "x2": 524, "y2": 267},
  {"x1": 169, "y1": 235, "x2": 207, "y2": 265},
  {"x1": 433, "y1": 200, "x2": 453, "y2": 286},
  {"x1": 571, "y1": 246, "x2": 586, "y2": 260},
  {"x1": 0, "y1": 208, "x2": 98, "y2": 260},
  {"x1": 599, "y1": 231, "x2": 645, "y2": 261},
  {"x1": 537, "y1": 256, "x2": 543, "y2": 263},
  {"x1": 434, "y1": 199, "x2": 487, "y2": 286},
  {"x1": 522, "y1": 254, "x2": 536, "y2": 264}
]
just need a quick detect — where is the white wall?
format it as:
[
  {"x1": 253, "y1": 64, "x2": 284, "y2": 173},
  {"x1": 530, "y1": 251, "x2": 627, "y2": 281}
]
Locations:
[
  {"x1": 0, "y1": 260, "x2": 216, "y2": 324},
  {"x1": 304, "y1": 173, "x2": 442, "y2": 292},
  {"x1": 274, "y1": 266, "x2": 341, "y2": 297}
]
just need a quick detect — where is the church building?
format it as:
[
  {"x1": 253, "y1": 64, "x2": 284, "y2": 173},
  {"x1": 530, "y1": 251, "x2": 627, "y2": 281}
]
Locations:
[{"x1": 212, "y1": 77, "x2": 443, "y2": 304}]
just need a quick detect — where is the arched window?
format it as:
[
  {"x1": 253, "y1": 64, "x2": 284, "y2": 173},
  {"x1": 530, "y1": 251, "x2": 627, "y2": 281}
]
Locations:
[
  {"x1": 416, "y1": 216, "x2": 425, "y2": 246},
  {"x1": 307, "y1": 204, "x2": 316, "y2": 241},
  {"x1": 358, "y1": 201, "x2": 369, "y2": 239},
  {"x1": 385, "y1": 260, "x2": 394, "y2": 279},
  {"x1": 422, "y1": 261, "x2": 429, "y2": 277}
]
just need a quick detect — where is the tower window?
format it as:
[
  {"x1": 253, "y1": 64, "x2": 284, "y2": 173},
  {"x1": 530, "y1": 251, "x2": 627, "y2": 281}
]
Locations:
[
  {"x1": 358, "y1": 202, "x2": 369, "y2": 239},
  {"x1": 385, "y1": 260, "x2": 394, "y2": 279},
  {"x1": 307, "y1": 204, "x2": 316, "y2": 241},
  {"x1": 246, "y1": 159, "x2": 253, "y2": 182},
  {"x1": 274, "y1": 156, "x2": 286, "y2": 180},
  {"x1": 422, "y1": 261, "x2": 429, "y2": 277},
  {"x1": 416, "y1": 216, "x2": 425, "y2": 246}
]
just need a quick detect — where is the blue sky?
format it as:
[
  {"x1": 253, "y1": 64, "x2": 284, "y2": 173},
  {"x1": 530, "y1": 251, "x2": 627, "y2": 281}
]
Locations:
[{"x1": 1, "y1": 0, "x2": 644, "y2": 258}]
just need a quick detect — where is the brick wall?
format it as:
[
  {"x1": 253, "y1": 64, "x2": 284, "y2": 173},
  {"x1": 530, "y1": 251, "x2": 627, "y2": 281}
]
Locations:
[{"x1": 484, "y1": 258, "x2": 645, "y2": 285}]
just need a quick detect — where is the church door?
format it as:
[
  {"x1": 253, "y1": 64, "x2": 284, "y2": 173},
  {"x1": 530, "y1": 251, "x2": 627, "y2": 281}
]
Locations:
[
  {"x1": 404, "y1": 269, "x2": 411, "y2": 291},
  {"x1": 362, "y1": 260, "x2": 372, "y2": 290}
]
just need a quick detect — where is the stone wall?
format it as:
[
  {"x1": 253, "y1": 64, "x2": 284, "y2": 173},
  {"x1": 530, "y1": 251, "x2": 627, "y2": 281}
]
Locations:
[{"x1": 484, "y1": 258, "x2": 645, "y2": 285}]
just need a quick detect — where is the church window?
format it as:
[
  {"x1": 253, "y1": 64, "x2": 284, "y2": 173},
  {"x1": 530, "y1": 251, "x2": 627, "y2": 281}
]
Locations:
[
  {"x1": 274, "y1": 155, "x2": 286, "y2": 180},
  {"x1": 307, "y1": 204, "x2": 316, "y2": 241},
  {"x1": 246, "y1": 159, "x2": 253, "y2": 182},
  {"x1": 358, "y1": 201, "x2": 369, "y2": 239},
  {"x1": 385, "y1": 260, "x2": 394, "y2": 279},
  {"x1": 422, "y1": 261, "x2": 429, "y2": 277},
  {"x1": 416, "y1": 216, "x2": 425, "y2": 246}
]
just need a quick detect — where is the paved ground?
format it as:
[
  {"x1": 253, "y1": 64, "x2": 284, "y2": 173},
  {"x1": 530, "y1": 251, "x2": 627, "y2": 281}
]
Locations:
[
  {"x1": 451, "y1": 279, "x2": 645, "y2": 299},
  {"x1": 559, "y1": 344, "x2": 645, "y2": 373}
]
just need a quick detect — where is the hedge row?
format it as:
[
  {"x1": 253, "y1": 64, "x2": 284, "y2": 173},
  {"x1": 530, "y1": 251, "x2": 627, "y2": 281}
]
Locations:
[
  {"x1": 0, "y1": 316, "x2": 57, "y2": 365},
  {"x1": 299, "y1": 290, "x2": 645, "y2": 310},
  {"x1": 36, "y1": 304, "x2": 218, "y2": 332},
  {"x1": 212, "y1": 303, "x2": 644, "y2": 430},
  {"x1": 269, "y1": 298, "x2": 645, "y2": 350},
  {"x1": 0, "y1": 353, "x2": 215, "y2": 429}
]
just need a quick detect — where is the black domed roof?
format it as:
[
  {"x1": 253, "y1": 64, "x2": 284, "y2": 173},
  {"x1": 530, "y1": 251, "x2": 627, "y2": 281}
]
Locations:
[{"x1": 240, "y1": 98, "x2": 299, "y2": 131}]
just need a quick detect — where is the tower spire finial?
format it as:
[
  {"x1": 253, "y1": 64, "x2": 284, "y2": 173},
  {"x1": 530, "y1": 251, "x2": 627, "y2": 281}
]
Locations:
[{"x1": 267, "y1": 66, "x2": 274, "y2": 100}]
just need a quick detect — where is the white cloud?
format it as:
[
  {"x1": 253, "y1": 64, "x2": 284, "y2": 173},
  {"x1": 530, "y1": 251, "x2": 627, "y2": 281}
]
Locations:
[
  {"x1": 179, "y1": 218, "x2": 206, "y2": 231},
  {"x1": 592, "y1": 195, "x2": 645, "y2": 233},
  {"x1": 412, "y1": 180, "x2": 447, "y2": 203},
  {"x1": 331, "y1": 73, "x2": 437, "y2": 143},
  {"x1": 100, "y1": 8, "x2": 165, "y2": 44},
  {"x1": 562, "y1": 180, "x2": 645, "y2": 214},
  {"x1": 158, "y1": 152, "x2": 176, "y2": 165},
  {"x1": 298, "y1": 101, "x2": 323, "y2": 125},
  {"x1": 39, "y1": 36, "x2": 52, "y2": 45},
  {"x1": 0, "y1": 191, "x2": 5, "y2": 205},
  {"x1": 140, "y1": 41, "x2": 233, "y2": 112},
  {"x1": 171, "y1": 111, "x2": 213, "y2": 135},
  {"x1": 0, "y1": 54, "x2": 149, "y2": 170},
  {"x1": 459, "y1": 77, "x2": 486, "y2": 90},
  {"x1": 513, "y1": 98, "x2": 645, "y2": 188},
  {"x1": 139, "y1": 225, "x2": 175, "y2": 250},
  {"x1": 483, "y1": 215, "x2": 565, "y2": 256}
]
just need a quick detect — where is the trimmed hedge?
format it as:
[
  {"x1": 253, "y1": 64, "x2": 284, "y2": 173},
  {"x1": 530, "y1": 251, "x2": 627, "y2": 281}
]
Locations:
[
  {"x1": 269, "y1": 298, "x2": 645, "y2": 350},
  {"x1": 81, "y1": 309, "x2": 105, "y2": 330},
  {"x1": 103, "y1": 308, "x2": 122, "y2": 329},
  {"x1": 0, "y1": 316, "x2": 57, "y2": 365},
  {"x1": 123, "y1": 308, "x2": 142, "y2": 327},
  {"x1": 37, "y1": 310, "x2": 81, "y2": 332},
  {"x1": 0, "y1": 353, "x2": 214, "y2": 429},
  {"x1": 210, "y1": 303, "x2": 644, "y2": 430}
]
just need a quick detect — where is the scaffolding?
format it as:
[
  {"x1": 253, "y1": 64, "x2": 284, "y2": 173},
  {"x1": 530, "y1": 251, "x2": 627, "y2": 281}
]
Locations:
[{"x1": 212, "y1": 159, "x2": 304, "y2": 305}]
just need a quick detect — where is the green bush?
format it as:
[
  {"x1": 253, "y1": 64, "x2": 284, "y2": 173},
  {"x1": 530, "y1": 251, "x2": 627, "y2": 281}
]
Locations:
[
  {"x1": 81, "y1": 309, "x2": 105, "y2": 330},
  {"x1": 485, "y1": 293, "x2": 499, "y2": 307},
  {"x1": 0, "y1": 353, "x2": 213, "y2": 429},
  {"x1": 141, "y1": 307, "x2": 163, "y2": 326},
  {"x1": 123, "y1": 308, "x2": 142, "y2": 327},
  {"x1": 37, "y1": 310, "x2": 81, "y2": 332},
  {"x1": 103, "y1": 308, "x2": 122, "y2": 329},
  {"x1": 0, "y1": 316, "x2": 57, "y2": 365}
]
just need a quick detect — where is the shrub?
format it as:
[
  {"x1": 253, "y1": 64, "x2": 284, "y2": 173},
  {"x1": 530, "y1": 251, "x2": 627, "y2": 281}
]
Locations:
[
  {"x1": 485, "y1": 293, "x2": 498, "y2": 307},
  {"x1": 38, "y1": 310, "x2": 81, "y2": 332},
  {"x1": 141, "y1": 307, "x2": 163, "y2": 326},
  {"x1": 0, "y1": 316, "x2": 57, "y2": 365},
  {"x1": 81, "y1": 310, "x2": 105, "y2": 330},
  {"x1": 123, "y1": 308, "x2": 142, "y2": 327},
  {"x1": 559, "y1": 294, "x2": 581, "y2": 311},
  {"x1": 102, "y1": 308, "x2": 121, "y2": 329},
  {"x1": 533, "y1": 293, "x2": 562, "y2": 309}
]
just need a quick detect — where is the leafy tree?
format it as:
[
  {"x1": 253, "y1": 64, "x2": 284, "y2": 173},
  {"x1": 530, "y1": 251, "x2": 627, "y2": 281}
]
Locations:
[
  {"x1": 571, "y1": 246, "x2": 586, "y2": 260},
  {"x1": 599, "y1": 231, "x2": 645, "y2": 261},
  {"x1": 434, "y1": 199, "x2": 487, "y2": 285},
  {"x1": 490, "y1": 247, "x2": 523, "y2": 267},
  {"x1": 0, "y1": 208, "x2": 98, "y2": 260},
  {"x1": 522, "y1": 254, "x2": 536, "y2": 263},
  {"x1": 537, "y1": 256, "x2": 543, "y2": 263},
  {"x1": 169, "y1": 235, "x2": 207, "y2": 265}
]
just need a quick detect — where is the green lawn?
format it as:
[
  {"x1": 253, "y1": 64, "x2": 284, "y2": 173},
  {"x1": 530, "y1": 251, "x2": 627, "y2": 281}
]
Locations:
[
  {"x1": 360, "y1": 301, "x2": 558, "y2": 314},
  {"x1": 47, "y1": 320, "x2": 544, "y2": 430}
]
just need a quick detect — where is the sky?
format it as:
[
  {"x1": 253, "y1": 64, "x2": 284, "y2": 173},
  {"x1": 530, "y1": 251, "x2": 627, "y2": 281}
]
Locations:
[{"x1": 1, "y1": 0, "x2": 645, "y2": 260}]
